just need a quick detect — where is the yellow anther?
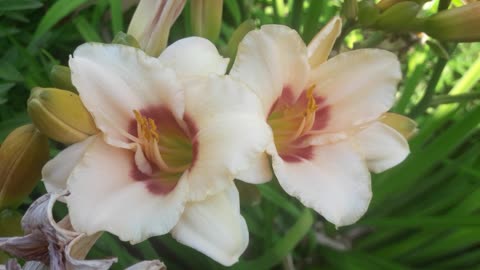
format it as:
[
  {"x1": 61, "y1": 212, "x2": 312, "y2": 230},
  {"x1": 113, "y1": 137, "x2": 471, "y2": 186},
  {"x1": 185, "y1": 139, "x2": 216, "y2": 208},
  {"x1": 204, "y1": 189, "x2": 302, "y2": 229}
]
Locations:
[
  {"x1": 306, "y1": 85, "x2": 318, "y2": 114},
  {"x1": 133, "y1": 110, "x2": 159, "y2": 142}
]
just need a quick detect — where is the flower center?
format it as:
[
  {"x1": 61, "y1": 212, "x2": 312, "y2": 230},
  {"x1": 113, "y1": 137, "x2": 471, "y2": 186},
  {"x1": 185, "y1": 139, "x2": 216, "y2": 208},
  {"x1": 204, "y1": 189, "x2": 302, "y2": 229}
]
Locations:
[
  {"x1": 129, "y1": 106, "x2": 197, "y2": 194},
  {"x1": 134, "y1": 110, "x2": 193, "y2": 174},
  {"x1": 267, "y1": 85, "x2": 329, "y2": 162}
]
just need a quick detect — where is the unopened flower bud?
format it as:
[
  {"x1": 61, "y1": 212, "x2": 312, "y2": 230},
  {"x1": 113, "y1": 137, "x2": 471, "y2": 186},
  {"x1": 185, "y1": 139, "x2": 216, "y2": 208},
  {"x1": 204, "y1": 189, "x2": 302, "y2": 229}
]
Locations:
[
  {"x1": 374, "y1": 1, "x2": 421, "y2": 32},
  {"x1": 380, "y1": 113, "x2": 418, "y2": 139},
  {"x1": 190, "y1": 0, "x2": 223, "y2": 42},
  {"x1": 0, "y1": 125, "x2": 49, "y2": 210},
  {"x1": 358, "y1": 0, "x2": 381, "y2": 27},
  {"x1": 342, "y1": 0, "x2": 358, "y2": 20},
  {"x1": 376, "y1": 0, "x2": 429, "y2": 11},
  {"x1": 127, "y1": 0, "x2": 186, "y2": 56},
  {"x1": 49, "y1": 65, "x2": 76, "y2": 93},
  {"x1": 27, "y1": 88, "x2": 98, "y2": 145},
  {"x1": 424, "y1": 2, "x2": 480, "y2": 42}
]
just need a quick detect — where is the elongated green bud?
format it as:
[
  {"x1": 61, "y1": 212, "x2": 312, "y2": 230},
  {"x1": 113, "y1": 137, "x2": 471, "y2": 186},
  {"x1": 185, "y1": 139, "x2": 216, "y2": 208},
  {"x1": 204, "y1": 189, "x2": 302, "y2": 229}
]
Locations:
[
  {"x1": 377, "y1": 0, "x2": 430, "y2": 11},
  {"x1": 358, "y1": 0, "x2": 381, "y2": 27},
  {"x1": 342, "y1": 0, "x2": 358, "y2": 20},
  {"x1": 50, "y1": 65, "x2": 76, "y2": 93},
  {"x1": 424, "y1": 2, "x2": 480, "y2": 42},
  {"x1": 27, "y1": 88, "x2": 98, "y2": 145},
  {"x1": 374, "y1": 1, "x2": 421, "y2": 32},
  {"x1": 0, "y1": 125, "x2": 49, "y2": 210},
  {"x1": 190, "y1": 0, "x2": 223, "y2": 42}
]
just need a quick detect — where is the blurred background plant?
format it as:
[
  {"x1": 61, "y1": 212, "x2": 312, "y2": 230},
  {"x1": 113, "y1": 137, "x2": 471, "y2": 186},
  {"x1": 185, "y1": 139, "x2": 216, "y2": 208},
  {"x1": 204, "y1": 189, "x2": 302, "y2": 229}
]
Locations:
[{"x1": 0, "y1": 0, "x2": 480, "y2": 269}]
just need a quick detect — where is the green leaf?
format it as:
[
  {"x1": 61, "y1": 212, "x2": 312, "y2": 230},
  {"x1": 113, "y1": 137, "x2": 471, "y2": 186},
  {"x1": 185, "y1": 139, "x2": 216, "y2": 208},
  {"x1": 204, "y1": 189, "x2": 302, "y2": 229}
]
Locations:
[
  {"x1": 73, "y1": 15, "x2": 102, "y2": 42},
  {"x1": 0, "y1": 83, "x2": 14, "y2": 105},
  {"x1": 0, "y1": 0, "x2": 42, "y2": 11},
  {"x1": 32, "y1": 0, "x2": 89, "y2": 42},
  {"x1": 0, "y1": 113, "x2": 29, "y2": 141},
  {"x1": 109, "y1": 0, "x2": 123, "y2": 36},
  {"x1": 224, "y1": 0, "x2": 242, "y2": 25},
  {"x1": 0, "y1": 60, "x2": 23, "y2": 82},
  {"x1": 232, "y1": 209, "x2": 313, "y2": 270}
]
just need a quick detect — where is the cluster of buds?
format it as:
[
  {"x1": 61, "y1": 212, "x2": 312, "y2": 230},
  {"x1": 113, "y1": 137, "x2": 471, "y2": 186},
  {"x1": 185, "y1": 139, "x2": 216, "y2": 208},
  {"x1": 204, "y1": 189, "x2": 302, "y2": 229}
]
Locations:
[{"x1": 355, "y1": 0, "x2": 480, "y2": 42}]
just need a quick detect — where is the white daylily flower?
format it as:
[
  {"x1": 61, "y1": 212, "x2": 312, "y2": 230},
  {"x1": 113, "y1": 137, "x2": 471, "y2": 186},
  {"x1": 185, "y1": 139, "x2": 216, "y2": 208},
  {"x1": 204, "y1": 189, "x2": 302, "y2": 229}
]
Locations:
[
  {"x1": 42, "y1": 38, "x2": 272, "y2": 266},
  {"x1": 230, "y1": 17, "x2": 410, "y2": 227}
]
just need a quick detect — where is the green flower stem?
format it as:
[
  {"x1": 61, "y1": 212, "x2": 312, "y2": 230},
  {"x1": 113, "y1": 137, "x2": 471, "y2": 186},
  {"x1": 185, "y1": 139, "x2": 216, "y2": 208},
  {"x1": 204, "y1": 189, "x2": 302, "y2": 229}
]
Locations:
[
  {"x1": 232, "y1": 209, "x2": 314, "y2": 270},
  {"x1": 408, "y1": 51, "x2": 450, "y2": 118},
  {"x1": 430, "y1": 92, "x2": 480, "y2": 106},
  {"x1": 258, "y1": 184, "x2": 301, "y2": 217},
  {"x1": 410, "y1": 52, "x2": 480, "y2": 149}
]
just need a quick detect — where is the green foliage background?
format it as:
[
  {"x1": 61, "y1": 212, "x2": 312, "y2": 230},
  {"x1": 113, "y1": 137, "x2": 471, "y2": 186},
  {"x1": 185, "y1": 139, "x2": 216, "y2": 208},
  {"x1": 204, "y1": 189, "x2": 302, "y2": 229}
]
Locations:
[{"x1": 1, "y1": 0, "x2": 480, "y2": 269}]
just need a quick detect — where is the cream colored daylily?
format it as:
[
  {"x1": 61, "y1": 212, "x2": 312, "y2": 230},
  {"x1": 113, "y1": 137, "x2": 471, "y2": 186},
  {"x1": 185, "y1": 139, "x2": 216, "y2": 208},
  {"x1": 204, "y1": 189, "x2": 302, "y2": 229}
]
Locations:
[
  {"x1": 230, "y1": 17, "x2": 411, "y2": 226},
  {"x1": 42, "y1": 38, "x2": 272, "y2": 266}
]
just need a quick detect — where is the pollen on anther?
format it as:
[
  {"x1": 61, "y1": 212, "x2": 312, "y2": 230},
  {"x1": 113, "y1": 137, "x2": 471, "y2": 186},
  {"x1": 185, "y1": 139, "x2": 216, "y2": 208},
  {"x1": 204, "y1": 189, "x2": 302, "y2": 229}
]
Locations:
[{"x1": 133, "y1": 110, "x2": 160, "y2": 142}]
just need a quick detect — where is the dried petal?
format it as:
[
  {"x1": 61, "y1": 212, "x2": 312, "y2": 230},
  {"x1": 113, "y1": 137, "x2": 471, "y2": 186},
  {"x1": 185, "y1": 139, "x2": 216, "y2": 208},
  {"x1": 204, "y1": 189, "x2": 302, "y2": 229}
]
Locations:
[{"x1": 0, "y1": 194, "x2": 116, "y2": 270}]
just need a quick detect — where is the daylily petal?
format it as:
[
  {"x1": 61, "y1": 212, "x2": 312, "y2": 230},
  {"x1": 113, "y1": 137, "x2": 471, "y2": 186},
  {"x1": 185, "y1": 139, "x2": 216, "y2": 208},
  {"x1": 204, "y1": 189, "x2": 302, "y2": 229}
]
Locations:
[
  {"x1": 269, "y1": 141, "x2": 371, "y2": 226},
  {"x1": 187, "y1": 117, "x2": 273, "y2": 200},
  {"x1": 158, "y1": 37, "x2": 229, "y2": 79},
  {"x1": 41, "y1": 136, "x2": 95, "y2": 194},
  {"x1": 171, "y1": 183, "x2": 248, "y2": 266},
  {"x1": 184, "y1": 76, "x2": 266, "y2": 125},
  {"x1": 69, "y1": 43, "x2": 183, "y2": 148},
  {"x1": 184, "y1": 76, "x2": 273, "y2": 200},
  {"x1": 125, "y1": 260, "x2": 166, "y2": 270},
  {"x1": 307, "y1": 16, "x2": 342, "y2": 69},
  {"x1": 380, "y1": 113, "x2": 418, "y2": 139},
  {"x1": 309, "y1": 49, "x2": 401, "y2": 132},
  {"x1": 64, "y1": 136, "x2": 188, "y2": 243},
  {"x1": 230, "y1": 24, "x2": 309, "y2": 115},
  {"x1": 353, "y1": 122, "x2": 410, "y2": 173}
]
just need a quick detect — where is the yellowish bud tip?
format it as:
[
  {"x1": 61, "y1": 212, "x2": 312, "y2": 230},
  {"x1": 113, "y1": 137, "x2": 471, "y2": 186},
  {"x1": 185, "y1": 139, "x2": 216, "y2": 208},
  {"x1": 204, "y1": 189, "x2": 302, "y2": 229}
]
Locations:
[
  {"x1": 380, "y1": 113, "x2": 418, "y2": 139},
  {"x1": 27, "y1": 87, "x2": 98, "y2": 145},
  {"x1": 0, "y1": 125, "x2": 49, "y2": 210}
]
